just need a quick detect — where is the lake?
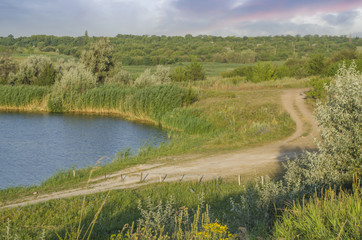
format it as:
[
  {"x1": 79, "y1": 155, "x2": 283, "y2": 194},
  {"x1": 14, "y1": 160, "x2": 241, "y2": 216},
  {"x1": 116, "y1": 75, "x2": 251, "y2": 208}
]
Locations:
[{"x1": 0, "y1": 112, "x2": 168, "y2": 189}]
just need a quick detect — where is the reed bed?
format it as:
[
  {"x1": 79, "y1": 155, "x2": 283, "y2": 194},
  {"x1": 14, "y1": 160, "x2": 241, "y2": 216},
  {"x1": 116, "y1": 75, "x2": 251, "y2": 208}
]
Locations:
[{"x1": 0, "y1": 85, "x2": 49, "y2": 108}]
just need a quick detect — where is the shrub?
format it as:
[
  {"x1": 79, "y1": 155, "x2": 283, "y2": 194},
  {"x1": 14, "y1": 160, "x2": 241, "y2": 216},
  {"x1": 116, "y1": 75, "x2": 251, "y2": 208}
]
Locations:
[
  {"x1": 153, "y1": 65, "x2": 171, "y2": 83},
  {"x1": 170, "y1": 66, "x2": 188, "y2": 82},
  {"x1": 133, "y1": 69, "x2": 159, "y2": 87},
  {"x1": 186, "y1": 59, "x2": 205, "y2": 81},
  {"x1": 52, "y1": 63, "x2": 96, "y2": 94},
  {"x1": 307, "y1": 54, "x2": 325, "y2": 76},
  {"x1": 306, "y1": 77, "x2": 331, "y2": 100},
  {"x1": 284, "y1": 63, "x2": 362, "y2": 190},
  {"x1": 10, "y1": 55, "x2": 56, "y2": 86},
  {"x1": 107, "y1": 69, "x2": 132, "y2": 85},
  {"x1": 0, "y1": 55, "x2": 17, "y2": 84}
]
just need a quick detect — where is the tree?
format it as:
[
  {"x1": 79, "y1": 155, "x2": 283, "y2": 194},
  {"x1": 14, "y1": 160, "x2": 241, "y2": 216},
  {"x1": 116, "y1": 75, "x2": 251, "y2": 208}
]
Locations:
[
  {"x1": 81, "y1": 38, "x2": 114, "y2": 83},
  {"x1": 315, "y1": 63, "x2": 361, "y2": 173},
  {"x1": 285, "y1": 63, "x2": 362, "y2": 189}
]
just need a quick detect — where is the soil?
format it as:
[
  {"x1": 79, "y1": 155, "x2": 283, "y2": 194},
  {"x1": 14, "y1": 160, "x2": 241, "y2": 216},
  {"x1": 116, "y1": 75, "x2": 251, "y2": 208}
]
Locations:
[{"x1": 0, "y1": 88, "x2": 319, "y2": 210}]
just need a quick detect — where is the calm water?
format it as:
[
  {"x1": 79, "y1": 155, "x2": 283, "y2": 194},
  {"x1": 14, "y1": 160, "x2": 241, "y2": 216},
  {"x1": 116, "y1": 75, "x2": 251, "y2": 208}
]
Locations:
[{"x1": 0, "y1": 112, "x2": 168, "y2": 189}]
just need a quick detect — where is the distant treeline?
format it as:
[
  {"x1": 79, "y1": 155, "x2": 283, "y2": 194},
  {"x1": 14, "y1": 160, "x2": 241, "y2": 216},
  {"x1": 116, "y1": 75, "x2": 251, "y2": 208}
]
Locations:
[{"x1": 1, "y1": 34, "x2": 361, "y2": 65}]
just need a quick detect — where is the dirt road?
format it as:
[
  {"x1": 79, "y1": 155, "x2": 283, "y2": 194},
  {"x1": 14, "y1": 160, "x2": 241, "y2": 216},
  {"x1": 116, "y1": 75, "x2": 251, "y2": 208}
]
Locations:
[{"x1": 1, "y1": 88, "x2": 318, "y2": 210}]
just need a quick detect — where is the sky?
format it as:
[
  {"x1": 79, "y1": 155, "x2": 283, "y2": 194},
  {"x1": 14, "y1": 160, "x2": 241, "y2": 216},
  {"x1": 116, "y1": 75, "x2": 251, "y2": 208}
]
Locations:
[{"x1": 1, "y1": 0, "x2": 362, "y2": 37}]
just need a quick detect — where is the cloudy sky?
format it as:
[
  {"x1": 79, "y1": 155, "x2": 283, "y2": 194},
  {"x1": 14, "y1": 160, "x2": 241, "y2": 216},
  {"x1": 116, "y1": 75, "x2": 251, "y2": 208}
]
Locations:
[{"x1": 1, "y1": 0, "x2": 362, "y2": 37}]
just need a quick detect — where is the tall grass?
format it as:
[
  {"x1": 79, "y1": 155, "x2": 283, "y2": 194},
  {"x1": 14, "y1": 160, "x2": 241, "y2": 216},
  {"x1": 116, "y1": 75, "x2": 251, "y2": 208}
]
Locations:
[
  {"x1": 274, "y1": 181, "x2": 361, "y2": 239},
  {"x1": 0, "y1": 85, "x2": 49, "y2": 108}
]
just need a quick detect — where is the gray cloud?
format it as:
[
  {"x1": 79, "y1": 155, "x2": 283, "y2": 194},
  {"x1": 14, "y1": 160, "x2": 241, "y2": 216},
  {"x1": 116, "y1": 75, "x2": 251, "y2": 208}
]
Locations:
[
  {"x1": 0, "y1": 0, "x2": 362, "y2": 37},
  {"x1": 323, "y1": 10, "x2": 360, "y2": 26}
]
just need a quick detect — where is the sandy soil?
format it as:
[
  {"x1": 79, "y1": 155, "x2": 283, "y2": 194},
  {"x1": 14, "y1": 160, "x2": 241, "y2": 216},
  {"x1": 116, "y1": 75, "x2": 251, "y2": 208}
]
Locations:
[{"x1": 0, "y1": 88, "x2": 319, "y2": 210}]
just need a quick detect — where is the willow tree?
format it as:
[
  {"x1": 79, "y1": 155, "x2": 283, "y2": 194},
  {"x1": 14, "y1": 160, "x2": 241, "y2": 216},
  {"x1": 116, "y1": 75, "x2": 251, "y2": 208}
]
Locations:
[
  {"x1": 285, "y1": 63, "x2": 362, "y2": 190},
  {"x1": 81, "y1": 38, "x2": 114, "y2": 83}
]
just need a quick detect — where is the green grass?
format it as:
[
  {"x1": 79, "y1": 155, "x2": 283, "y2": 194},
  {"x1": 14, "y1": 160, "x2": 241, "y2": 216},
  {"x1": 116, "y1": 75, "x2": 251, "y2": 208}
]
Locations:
[
  {"x1": 0, "y1": 179, "x2": 256, "y2": 239},
  {"x1": 0, "y1": 85, "x2": 49, "y2": 108},
  {"x1": 274, "y1": 182, "x2": 361, "y2": 240},
  {"x1": 12, "y1": 52, "x2": 74, "y2": 62}
]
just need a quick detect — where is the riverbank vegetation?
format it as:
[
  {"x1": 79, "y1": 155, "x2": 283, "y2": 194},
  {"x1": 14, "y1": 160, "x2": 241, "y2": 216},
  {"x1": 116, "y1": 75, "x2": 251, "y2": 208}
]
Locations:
[{"x1": 0, "y1": 35, "x2": 361, "y2": 239}]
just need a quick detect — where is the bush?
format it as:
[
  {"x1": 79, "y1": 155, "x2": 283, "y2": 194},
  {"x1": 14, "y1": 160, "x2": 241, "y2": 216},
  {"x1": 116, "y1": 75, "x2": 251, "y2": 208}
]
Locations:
[
  {"x1": 307, "y1": 54, "x2": 325, "y2": 76},
  {"x1": 134, "y1": 66, "x2": 171, "y2": 87},
  {"x1": 10, "y1": 55, "x2": 56, "y2": 86},
  {"x1": 306, "y1": 77, "x2": 331, "y2": 100},
  {"x1": 134, "y1": 69, "x2": 159, "y2": 87},
  {"x1": 107, "y1": 69, "x2": 132, "y2": 85},
  {"x1": 170, "y1": 66, "x2": 188, "y2": 82},
  {"x1": 285, "y1": 63, "x2": 362, "y2": 190},
  {"x1": 186, "y1": 60, "x2": 205, "y2": 81},
  {"x1": 52, "y1": 63, "x2": 96, "y2": 94},
  {"x1": 0, "y1": 55, "x2": 17, "y2": 84}
]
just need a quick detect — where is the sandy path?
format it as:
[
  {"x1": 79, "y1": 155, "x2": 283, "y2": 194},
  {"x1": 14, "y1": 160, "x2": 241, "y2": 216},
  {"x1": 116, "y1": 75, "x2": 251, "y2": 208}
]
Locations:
[{"x1": 1, "y1": 88, "x2": 318, "y2": 210}]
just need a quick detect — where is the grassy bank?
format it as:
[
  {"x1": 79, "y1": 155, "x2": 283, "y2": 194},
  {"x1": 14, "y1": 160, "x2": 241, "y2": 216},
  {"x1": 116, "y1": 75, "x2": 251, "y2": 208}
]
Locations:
[
  {"x1": 0, "y1": 83, "x2": 295, "y2": 200},
  {"x1": 0, "y1": 82, "x2": 296, "y2": 239}
]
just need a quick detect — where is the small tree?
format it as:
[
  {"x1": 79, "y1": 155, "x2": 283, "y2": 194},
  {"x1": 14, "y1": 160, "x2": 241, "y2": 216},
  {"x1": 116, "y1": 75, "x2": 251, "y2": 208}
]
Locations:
[
  {"x1": 285, "y1": 63, "x2": 361, "y2": 189},
  {"x1": 81, "y1": 38, "x2": 114, "y2": 83},
  {"x1": 186, "y1": 59, "x2": 205, "y2": 81}
]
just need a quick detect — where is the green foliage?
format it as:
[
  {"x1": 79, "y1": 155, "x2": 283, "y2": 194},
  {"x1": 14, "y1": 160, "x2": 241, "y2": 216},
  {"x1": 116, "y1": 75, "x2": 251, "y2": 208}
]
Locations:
[
  {"x1": 274, "y1": 181, "x2": 361, "y2": 240},
  {"x1": 0, "y1": 55, "x2": 17, "y2": 84},
  {"x1": 251, "y1": 62, "x2": 278, "y2": 82},
  {"x1": 283, "y1": 58, "x2": 308, "y2": 78},
  {"x1": 170, "y1": 66, "x2": 188, "y2": 82},
  {"x1": 306, "y1": 77, "x2": 331, "y2": 100},
  {"x1": 10, "y1": 55, "x2": 57, "y2": 86},
  {"x1": 324, "y1": 58, "x2": 362, "y2": 77},
  {"x1": 81, "y1": 38, "x2": 114, "y2": 83},
  {"x1": 307, "y1": 54, "x2": 325, "y2": 76},
  {"x1": 221, "y1": 63, "x2": 278, "y2": 82},
  {"x1": 1, "y1": 34, "x2": 360, "y2": 65},
  {"x1": 186, "y1": 59, "x2": 206, "y2": 81},
  {"x1": 0, "y1": 85, "x2": 49, "y2": 107}
]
